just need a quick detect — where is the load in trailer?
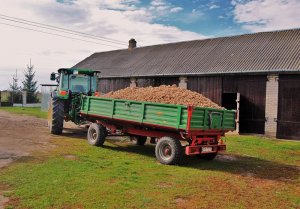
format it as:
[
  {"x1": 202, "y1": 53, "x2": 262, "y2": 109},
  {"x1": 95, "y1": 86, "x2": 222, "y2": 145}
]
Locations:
[{"x1": 48, "y1": 68, "x2": 236, "y2": 165}]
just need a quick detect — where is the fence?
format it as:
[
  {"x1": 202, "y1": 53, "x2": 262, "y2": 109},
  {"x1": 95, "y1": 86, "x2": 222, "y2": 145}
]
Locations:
[
  {"x1": 2, "y1": 85, "x2": 57, "y2": 110},
  {"x1": 0, "y1": 90, "x2": 42, "y2": 107}
]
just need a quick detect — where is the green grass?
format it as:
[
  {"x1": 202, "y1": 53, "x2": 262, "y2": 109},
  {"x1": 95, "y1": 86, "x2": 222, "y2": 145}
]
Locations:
[
  {"x1": 0, "y1": 107, "x2": 47, "y2": 119},
  {"x1": 226, "y1": 135, "x2": 300, "y2": 165},
  {"x1": 0, "y1": 134, "x2": 299, "y2": 209}
]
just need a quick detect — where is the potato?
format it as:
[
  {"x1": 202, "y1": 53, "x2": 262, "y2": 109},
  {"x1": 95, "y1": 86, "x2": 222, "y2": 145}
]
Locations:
[{"x1": 102, "y1": 85, "x2": 223, "y2": 109}]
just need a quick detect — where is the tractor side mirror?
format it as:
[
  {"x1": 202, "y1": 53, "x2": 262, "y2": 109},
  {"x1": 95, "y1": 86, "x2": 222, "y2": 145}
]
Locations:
[{"x1": 50, "y1": 73, "x2": 56, "y2": 81}]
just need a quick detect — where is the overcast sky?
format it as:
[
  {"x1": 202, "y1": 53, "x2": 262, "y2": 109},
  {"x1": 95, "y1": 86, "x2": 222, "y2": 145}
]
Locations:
[{"x1": 0, "y1": 0, "x2": 299, "y2": 90}]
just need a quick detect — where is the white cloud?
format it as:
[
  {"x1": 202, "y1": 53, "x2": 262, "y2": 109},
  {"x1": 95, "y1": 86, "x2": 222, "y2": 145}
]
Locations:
[
  {"x1": 232, "y1": 0, "x2": 300, "y2": 32},
  {"x1": 149, "y1": 0, "x2": 183, "y2": 17},
  {"x1": 209, "y1": 4, "x2": 220, "y2": 10},
  {"x1": 151, "y1": 0, "x2": 166, "y2": 7},
  {"x1": 170, "y1": 7, "x2": 183, "y2": 13},
  {"x1": 0, "y1": 0, "x2": 205, "y2": 90},
  {"x1": 180, "y1": 9, "x2": 203, "y2": 24}
]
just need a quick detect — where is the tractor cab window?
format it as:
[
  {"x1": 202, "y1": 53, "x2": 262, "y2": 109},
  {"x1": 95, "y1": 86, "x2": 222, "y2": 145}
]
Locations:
[
  {"x1": 70, "y1": 75, "x2": 90, "y2": 93},
  {"x1": 60, "y1": 73, "x2": 69, "y2": 90},
  {"x1": 58, "y1": 70, "x2": 98, "y2": 93}
]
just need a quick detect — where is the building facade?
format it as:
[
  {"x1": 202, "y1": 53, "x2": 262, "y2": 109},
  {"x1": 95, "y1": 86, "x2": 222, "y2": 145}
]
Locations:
[{"x1": 74, "y1": 29, "x2": 300, "y2": 140}]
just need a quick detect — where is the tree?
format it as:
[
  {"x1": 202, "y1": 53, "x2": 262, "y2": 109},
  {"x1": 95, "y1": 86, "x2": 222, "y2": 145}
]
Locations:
[
  {"x1": 8, "y1": 69, "x2": 22, "y2": 103},
  {"x1": 22, "y1": 60, "x2": 38, "y2": 103}
]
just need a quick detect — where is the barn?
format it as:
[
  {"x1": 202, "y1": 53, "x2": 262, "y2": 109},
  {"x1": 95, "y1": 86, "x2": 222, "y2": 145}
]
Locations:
[{"x1": 73, "y1": 29, "x2": 300, "y2": 140}]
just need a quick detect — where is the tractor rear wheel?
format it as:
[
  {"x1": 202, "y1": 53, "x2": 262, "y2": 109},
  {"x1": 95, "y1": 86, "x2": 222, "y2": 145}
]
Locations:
[
  {"x1": 155, "y1": 137, "x2": 182, "y2": 165},
  {"x1": 130, "y1": 136, "x2": 147, "y2": 146},
  {"x1": 48, "y1": 98, "x2": 64, "y2": 135},
  {"x1": 87, "y1": 123, "x2": 107, "y2": 146}
]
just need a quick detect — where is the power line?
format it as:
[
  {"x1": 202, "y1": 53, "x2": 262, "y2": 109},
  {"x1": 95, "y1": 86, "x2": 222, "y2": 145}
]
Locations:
[
  {"x1": 0, "y1": 13, "x2": 127, "y2": 45},
  {"x1": 0, "y1": 13, "x2": 127, "y2": 46},
  {"x1": 0, "y1": 22, "x2": 122, "y2": 48},
  {"x1": 0, "y1": 16, "x2": 127, "y2": 47}
]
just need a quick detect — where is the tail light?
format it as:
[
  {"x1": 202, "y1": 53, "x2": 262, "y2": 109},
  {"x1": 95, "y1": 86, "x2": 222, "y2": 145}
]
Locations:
[
  {"x1": 59, "y1": 90, "x2": 67, "y2": 96},
  {"x1": 94, "y1": 92, "x2": 100, "y2": 97}
]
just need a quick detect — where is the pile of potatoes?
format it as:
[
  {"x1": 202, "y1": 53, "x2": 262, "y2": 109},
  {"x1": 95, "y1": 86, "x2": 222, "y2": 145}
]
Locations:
[{"x1": 103, "y1": 85, "x2": 223, "y2": 109}]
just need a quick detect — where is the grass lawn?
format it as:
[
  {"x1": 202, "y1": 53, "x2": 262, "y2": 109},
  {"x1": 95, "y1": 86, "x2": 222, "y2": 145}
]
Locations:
[
  {"x1": 0, "y1": 107, "x2": 47, "y2": 119},
  {"x1": 0, "y1": 108, "x2": 299, "y2": 209}
]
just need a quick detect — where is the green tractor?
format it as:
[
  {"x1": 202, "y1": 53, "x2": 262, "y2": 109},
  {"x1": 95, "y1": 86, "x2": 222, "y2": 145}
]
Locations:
[{"x1": 48, "y1": 68, "x2": 100, "y2": 135}]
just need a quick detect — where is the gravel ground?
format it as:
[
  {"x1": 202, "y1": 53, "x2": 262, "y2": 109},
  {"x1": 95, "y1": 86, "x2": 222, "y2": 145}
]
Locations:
[{"x1": 0, "y1": 111, "x2": 50, "y2": 169}]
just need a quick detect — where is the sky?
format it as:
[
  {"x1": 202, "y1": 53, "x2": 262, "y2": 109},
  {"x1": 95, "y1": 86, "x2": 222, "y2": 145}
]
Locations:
[{"x1": 0, "y1": 0, "x2": 299, "y2": 90}]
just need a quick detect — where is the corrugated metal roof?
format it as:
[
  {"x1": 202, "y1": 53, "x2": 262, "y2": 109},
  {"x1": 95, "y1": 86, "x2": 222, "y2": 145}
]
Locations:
[{"x1": 73, "y1": 29, "x2": 300, "y2": 78}]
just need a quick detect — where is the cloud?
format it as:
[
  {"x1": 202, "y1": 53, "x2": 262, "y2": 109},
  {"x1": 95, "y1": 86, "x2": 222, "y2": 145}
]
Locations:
[
  {"x1": 170, "y1": 7, "x2": 183, "y2": 13},
  {"x1": 149, "y1": 0, "x2": 183, "y2": 17},
  {"x1": 209, "y1": 4, "x2": 220, "y2": 10},
  {"x1": 179, "y1": 9, "x2": 204, "y2": 24},
  {"x1": 0, "y1": 0, "x2": 206, "y2": 89},
  {"x1": 232, "y1": 0, "x2": 300, "y2": 32}
]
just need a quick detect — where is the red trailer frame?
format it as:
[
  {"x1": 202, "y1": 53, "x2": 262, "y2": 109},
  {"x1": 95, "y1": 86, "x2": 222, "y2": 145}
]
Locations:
[{"x1": 81, "y1": 105, "x2": 228, "y2": 156}]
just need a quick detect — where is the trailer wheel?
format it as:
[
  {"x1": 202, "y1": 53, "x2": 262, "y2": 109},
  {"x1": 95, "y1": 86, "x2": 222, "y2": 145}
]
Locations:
[
  {"x1": 87, "y1": 123, "x2": 107, "y2": 146},
  {"x1": 155, "y1": 137, "x2": 182, "y2": 165},
  {"x1": 130, "y1": 136, "x2": 147, "y2": 146},
  {"x1": 198, "y1": 152, "x2": 218, "y2": 160},
  {"x1": 48, "y1": 98, "x2": 64, "y2": 135}
]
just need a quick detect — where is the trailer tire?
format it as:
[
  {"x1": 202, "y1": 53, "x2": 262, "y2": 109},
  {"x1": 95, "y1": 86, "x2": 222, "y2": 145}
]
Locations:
[
  {"x1": 198, "y1": 152, "x2": 218, "y2": 160},
  {"x1": 155, "y1": 137, "x2": 182, "y2": 165},
  {"x1": 130, "y1": 136, "x2": 147, "y2": 146},
  {"x1": 48, "y1": 98, "x2": 64, "y2": 135},
  {"x1": 87, "y1": 123, "x2": 107, "y2": 146}
]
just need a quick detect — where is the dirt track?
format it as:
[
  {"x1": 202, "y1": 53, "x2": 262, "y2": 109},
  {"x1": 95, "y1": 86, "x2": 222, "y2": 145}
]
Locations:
[{"x1": 0, "y1": 111, "x2": 51, "y2": 169}]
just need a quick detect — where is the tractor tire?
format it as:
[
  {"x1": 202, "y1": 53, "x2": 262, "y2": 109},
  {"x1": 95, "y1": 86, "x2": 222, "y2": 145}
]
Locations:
[
  {"x1": 48, "y1": 98, "x2": 64, "y2": 135},
  {"x1": 87, "y1": 123, "x2": 107, "y2": 146},
  {"x1": 155, "y1": 137, "x2": 182, "y2": 165},
  {"x1": 198, "y1": 152, "x2": 218, "y2": 161},
  {"x1": 130, "y1": 136, "x2": 147, "y2": 146}
]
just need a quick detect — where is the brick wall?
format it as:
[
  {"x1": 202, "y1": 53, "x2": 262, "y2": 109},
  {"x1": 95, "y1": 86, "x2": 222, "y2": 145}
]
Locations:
[{"x1": 265, "y1": 74, "x2": 279, "y2": 137}]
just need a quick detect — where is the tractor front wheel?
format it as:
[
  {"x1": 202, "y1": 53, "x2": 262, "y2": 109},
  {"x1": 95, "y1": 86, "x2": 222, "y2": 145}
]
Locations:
[{"x1": 48, "y1": 98, "x2": 64, "y2": 135}]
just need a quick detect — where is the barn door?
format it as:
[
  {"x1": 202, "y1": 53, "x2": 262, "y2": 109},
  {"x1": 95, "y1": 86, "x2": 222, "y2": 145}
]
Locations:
[
  {"x1": 223, "y1": 75, "x2": 266, "y2": 134},
  {"x1": 277, "y1": 75, "x2": 300, "y2": 140},
  {"x1": 222, "y1": 92, "x2": 240, "y2": 133}
]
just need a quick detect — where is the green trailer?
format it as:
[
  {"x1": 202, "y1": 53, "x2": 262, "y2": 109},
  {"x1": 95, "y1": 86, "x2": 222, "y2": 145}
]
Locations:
[{"x1": 80, "y1": 95, "x2": 236, "y2": 165}]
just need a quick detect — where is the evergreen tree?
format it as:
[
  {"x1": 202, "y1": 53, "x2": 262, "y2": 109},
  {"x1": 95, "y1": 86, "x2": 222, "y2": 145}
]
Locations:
[
  {"x1": 22, "y1": 60, "x2": 38, "y2": 103},
  {"x1": 8, "y1": 70, "x2": 22, "y2": 103}
]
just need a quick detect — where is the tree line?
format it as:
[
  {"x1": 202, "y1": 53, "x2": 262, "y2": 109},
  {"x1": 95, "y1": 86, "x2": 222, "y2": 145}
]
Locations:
[{"x1": 8, "y1": 60, "x2": 38, "y2": 103}]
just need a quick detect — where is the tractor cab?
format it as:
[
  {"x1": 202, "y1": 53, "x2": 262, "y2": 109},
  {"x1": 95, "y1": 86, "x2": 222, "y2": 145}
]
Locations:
[
  {"x1": 48, "y1": 68, "x2": 100, "y2": 134},
  {"x1": 50, "y1": 68, "x2": 100, "y2": 99}
]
